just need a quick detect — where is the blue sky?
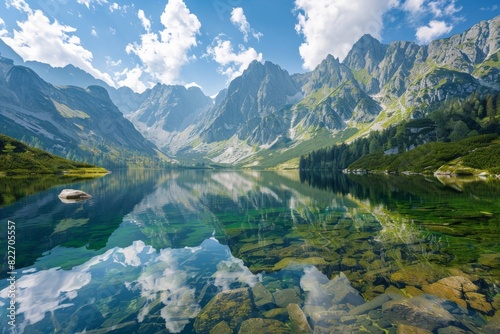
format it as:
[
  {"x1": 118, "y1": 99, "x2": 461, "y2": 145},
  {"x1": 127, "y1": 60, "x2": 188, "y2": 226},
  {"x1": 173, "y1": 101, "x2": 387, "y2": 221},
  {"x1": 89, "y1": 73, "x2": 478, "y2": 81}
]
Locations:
[{"x1": 0, "y1": 0, "x2": 498, "y2": 96}]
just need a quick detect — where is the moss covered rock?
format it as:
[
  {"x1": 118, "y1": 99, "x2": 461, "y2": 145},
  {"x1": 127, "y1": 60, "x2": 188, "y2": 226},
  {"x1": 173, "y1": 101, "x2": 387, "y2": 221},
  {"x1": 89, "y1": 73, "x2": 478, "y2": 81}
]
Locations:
[{"x1": 194, "y1": 288, "x2": 254, "y2": 334}]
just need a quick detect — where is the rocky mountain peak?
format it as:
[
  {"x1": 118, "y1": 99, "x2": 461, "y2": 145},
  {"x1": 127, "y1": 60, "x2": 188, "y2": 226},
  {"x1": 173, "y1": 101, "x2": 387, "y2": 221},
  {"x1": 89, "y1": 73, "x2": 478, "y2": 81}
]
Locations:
[{"x1": 344, "y1": 34, "x2": 388, "y2": 72}]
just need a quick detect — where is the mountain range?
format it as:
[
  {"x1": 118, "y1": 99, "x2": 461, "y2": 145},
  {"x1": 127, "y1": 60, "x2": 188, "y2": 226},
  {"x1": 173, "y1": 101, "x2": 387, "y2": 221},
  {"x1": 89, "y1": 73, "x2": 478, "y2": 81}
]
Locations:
[{"x1": 0, "y1": 15, "x2": 499, "y2": 168}]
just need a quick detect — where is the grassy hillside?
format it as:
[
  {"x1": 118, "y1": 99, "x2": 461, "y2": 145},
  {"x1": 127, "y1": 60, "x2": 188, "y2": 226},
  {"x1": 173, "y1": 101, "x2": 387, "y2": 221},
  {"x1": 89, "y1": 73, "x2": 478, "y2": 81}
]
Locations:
[
  {"x1": 0, "y1": 133, "x2": 108, "y2": 176},
  {"x1": 349, "y1": 134, "x2": 500, "y2": 175}
]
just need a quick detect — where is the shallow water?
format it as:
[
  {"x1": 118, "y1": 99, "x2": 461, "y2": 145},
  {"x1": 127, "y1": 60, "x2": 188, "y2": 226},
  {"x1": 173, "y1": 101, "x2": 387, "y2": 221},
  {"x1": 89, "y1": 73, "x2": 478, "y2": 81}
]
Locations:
[{"x1": 0, "y1": 170, "x2": 499, "y2": 333}]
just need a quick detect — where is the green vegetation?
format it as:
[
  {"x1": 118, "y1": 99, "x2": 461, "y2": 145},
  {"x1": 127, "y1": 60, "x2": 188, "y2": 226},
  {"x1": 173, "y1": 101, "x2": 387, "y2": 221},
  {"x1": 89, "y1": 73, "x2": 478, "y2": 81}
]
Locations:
[
  {"x1": 350, "y1": 134, "x2": 500, "y2": 174},
  {"x1": 300, "y1": 91, "x2": 500, "y2": 174},
  {"x1": 0, "y1": 133, "x2": 108, "y2": 175}
]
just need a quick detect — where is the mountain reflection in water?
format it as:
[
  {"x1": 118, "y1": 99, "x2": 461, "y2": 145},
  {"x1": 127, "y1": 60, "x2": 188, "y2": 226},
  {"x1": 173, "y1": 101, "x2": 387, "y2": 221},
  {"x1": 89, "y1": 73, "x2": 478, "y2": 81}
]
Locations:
[{"x1": 0, "y1": 170, "x2": 498, "y2": 333}]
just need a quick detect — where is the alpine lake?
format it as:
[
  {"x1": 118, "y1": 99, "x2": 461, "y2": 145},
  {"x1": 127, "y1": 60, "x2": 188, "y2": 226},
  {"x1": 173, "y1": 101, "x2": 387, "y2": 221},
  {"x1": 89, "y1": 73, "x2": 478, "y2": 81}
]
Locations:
[{"x1": 0, "y1": 169, "x2": 499, "y2": 334}]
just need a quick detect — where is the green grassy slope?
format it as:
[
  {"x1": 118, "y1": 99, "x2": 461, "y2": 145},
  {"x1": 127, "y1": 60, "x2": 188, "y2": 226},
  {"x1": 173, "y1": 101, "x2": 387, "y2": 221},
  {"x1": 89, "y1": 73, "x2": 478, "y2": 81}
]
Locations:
[
  {"x1": 0, "y1": 133, "x2": 108, "y2": 175},
  {"x1": 348, "y1": 134, "x2": 500, "y2": 175}
]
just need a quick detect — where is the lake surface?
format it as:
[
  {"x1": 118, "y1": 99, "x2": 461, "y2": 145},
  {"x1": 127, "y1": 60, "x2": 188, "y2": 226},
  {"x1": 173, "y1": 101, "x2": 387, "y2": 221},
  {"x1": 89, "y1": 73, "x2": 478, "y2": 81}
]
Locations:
[{"x1": 0, "y1": 170, "x2": 499, "y2": 333}]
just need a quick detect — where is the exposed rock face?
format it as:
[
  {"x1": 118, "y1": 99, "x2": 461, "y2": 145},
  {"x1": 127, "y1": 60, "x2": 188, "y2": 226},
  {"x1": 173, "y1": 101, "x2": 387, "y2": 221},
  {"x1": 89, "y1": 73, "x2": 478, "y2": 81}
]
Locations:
[{"x1": 201, "y1": 60, "x2": 300, "y2": 143}]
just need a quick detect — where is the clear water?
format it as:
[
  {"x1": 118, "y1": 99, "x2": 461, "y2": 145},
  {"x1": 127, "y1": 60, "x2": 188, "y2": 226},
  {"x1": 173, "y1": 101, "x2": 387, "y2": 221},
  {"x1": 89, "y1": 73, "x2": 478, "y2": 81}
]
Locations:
[{"x1": 0, "y1": 170, "x2": 499, "y2": 333}]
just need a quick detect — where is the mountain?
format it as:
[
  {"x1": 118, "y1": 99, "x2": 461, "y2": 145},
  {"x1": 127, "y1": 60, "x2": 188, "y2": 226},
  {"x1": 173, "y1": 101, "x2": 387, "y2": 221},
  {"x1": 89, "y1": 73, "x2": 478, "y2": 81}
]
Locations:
[
  {"x1": 2, "y1": 16, "x2": 498, "y2": 168},
  {"x1": 0, "y1": 56, "x2": 159, "y2": 167},
  {"x1": 0, "y1": 38, "x2": 144, "y2": 115},
  {"x1": 126, "y1": 84, "x2": 213, "y2": 152}
]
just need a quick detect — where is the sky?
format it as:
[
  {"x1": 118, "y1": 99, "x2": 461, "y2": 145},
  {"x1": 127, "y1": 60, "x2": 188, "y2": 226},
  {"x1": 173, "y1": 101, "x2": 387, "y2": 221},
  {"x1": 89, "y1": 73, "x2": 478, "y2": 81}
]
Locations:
[{"x1": 0, "y1": 0, "x2": 498, "y2": 96}]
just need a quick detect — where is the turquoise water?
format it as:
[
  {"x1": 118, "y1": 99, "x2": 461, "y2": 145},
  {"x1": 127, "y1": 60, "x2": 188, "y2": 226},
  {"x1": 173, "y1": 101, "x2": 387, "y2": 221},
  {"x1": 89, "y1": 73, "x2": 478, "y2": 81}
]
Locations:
[{"x1": 0, "y1": 170, "x2": 499, "y2": 333}]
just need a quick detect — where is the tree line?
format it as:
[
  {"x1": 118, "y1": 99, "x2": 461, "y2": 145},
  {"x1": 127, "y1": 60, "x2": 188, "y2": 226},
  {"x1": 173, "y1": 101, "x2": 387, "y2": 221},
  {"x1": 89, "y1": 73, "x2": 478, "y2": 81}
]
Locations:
[{"x1": 299, "y1": 90, "x2": 500, "y2": 171}]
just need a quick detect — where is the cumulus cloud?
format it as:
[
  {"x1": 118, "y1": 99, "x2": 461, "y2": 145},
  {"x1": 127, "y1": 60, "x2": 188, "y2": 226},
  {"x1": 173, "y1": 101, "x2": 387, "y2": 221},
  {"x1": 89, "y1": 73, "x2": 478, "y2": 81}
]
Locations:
[
  {"x1": 116, "y1": 66, "x2": 147, "y2": 93},
  {"x1": 230, "y1": 7, "x2": 263, "y2": 42},
  {"x1": 124, "y1": 0, "x2": 201, "y2": 90},
  {"x1": 402, "y1": 0, "x2": 425, "y2": 13},
  {"x1": 1, "y1": 1, "x2": 114, "y2": 86},
  {"x1": 416, "y1": 19, "x2": 452, "y2": 43},
  {"x1": 206, "y1": 36, "x2": 263, "y2": 81},
  {"x1": 294, "y1": 0, "x2": 398, "y2": 70},
  {"x1": 91, "y1": 26, "x2": 98, "y2": 37}
]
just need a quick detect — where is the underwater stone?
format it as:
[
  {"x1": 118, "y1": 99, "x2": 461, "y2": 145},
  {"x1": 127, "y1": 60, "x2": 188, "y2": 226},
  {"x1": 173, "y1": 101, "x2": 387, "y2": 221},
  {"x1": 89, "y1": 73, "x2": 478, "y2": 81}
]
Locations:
[
  {"x1": 396, "y1": 324, "x2": 433, "y2": 334},
  {"x1": 437, "y1": 326, "x2": 468, "y2": 334},
  {"x1": 252, "y1": 283, "x2": 274, "y2": 309},
  {"x1": 287, "y1": 303, "x2": 312, "y2": 333},
  {"x1": 263, "y1": 307, "x2": 288, "y2": 320},
  {"x1": 405, "y1": 286, "x2": 424, "y2": 297},
  {"x1": 349, "y1": 293, "x2": 391, "y2": 315},
  {"x1": 194, "y1": 288, "x2": 253, "y2": 334},
  {"x1": 273, "y1": 288, "x2": 303, "y2": 308},
  {"x1": 465, "y1": 292, "x2": 493, "y2": 315},
  {"x1": 324, "y1": 272, "x2": 364, "y2": 306},
  {"x1": 210, "y1": 321, "x2": 231, "y2": 334},
  {"x1": 390, "y1": 264, "x2": 442, "y2": 287},
  {"x1": 382, "y1": 295, "x2": 459, "y2": 331},
  {"x1": 238, "y1": 318, "x2": 290, "y2": 334},
  {"x1": 478, "y1": 253, "x2": 500, "y2": 269}
]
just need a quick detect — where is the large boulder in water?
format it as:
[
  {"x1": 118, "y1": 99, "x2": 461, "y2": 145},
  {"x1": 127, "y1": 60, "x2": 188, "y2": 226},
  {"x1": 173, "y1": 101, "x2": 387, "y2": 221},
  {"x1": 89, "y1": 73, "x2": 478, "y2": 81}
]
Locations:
[{"x1": 58, "y1": 189, "x2": 92, "y2": 203}]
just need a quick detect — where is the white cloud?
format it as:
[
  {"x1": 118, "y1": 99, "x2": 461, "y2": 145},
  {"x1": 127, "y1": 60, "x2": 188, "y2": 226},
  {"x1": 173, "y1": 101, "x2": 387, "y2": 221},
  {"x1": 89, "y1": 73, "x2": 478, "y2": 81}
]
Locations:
[
  {"x1": 124, "y1": 0, "x2": 201, "y2": 89},
  {"x1": 230, "y1": 7, "x2": 263, "y2": 42},
  {"x1": 416, "y1": 19, "x2": 452, "y2": 44},
  {"x1": 137, "y1": 9, "x2": 151, "y2": 32},
  {"x1": 0, "y1": 18, "x2": 6, "y2": 36},
  {"x1": 77, "y1": 0, "x2": 108, "y2": 9},
  {"x1": 428, "y1": 0, "x2": 461, "y2": 18},
  {"x1": 206, "y1": 36, "x2": 263, "y2": 81},
  {"x1": 109, "y1": 2, "x2": 127, "y2": 13},
  {"x1": 91, "y1": 26, "x2": 98, "y2": 37},
  {"x1": 294, "y1": 0, "x2": 398, "y2": 69},
  {"x1": 106, "y1": 56, "x2": 122, "y2": 67},
  {"x1": 185, "y1": 82, "x2": 202, "y2": 90},
  {"x1": 116, "y1": 66, "x2": 147, "y2": 93},
  {"x1": 403, "y1": 0, "x2": 425, "y2": 13},
  {"x1": 6, "y1": 0, "x2": 31, "y2": 13},
  {"x1": 1, "y1": 2, "x2": 115, "y2": 86}
]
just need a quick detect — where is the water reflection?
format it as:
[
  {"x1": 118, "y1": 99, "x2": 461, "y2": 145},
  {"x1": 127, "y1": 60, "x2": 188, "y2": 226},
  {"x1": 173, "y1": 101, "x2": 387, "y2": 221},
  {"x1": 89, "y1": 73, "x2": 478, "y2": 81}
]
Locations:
[{"x1": 0, "y1": 170, "x2": 498, "y2": 333}]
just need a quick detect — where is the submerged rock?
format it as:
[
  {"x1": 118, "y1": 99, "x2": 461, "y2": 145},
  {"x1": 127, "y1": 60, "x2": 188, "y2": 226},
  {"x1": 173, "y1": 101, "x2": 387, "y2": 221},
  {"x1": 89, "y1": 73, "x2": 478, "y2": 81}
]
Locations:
[
  {"x1": 349, "y1": 293, "x2": 391, "y2": 316},
  {"x1": 287, "y1": 303, "x2": 312, "y2": 333},
  {"x1": 273, "y1": 288, "x2": 302, "y2": 308},
  {"x1": 238, "y1": 318, "x2": 290, "y2": 334},
  {"x1": 422, "y1": 276, "x2": 493, "y2": 314},
  {"x1": 194, "y1": 288, "x2": 253, "y2": 334},
  {"x1": 58, "y1": 189, "x2": 92, "y2": 203},
  {"x1": 396, "y1": 323, "x2": 433, "y2": 333},
  {"x1": 252, "y1": 283, "x2": 274, "y2": 309},
  {"x1": 210, "y1": 321, "x2": 231, "y2": 334},
  {"x1": 323, "y1": 272, "x2": 364, "y2": 306},
  {"x1": 382, "y1": 295, "x2": 459, "y2": 331}
]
